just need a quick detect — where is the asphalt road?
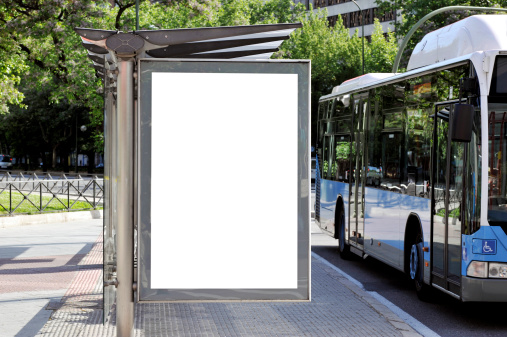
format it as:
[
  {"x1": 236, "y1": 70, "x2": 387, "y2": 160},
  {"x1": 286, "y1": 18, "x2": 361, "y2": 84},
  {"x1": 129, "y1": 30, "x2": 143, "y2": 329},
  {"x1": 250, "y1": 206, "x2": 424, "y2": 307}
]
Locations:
[{"x1": 312, "y1": 242, "x2": 507, "y2": 337}]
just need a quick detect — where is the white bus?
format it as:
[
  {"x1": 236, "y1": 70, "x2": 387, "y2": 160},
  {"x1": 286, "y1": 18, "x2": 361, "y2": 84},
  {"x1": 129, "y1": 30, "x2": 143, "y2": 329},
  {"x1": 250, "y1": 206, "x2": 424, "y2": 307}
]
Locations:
[{"x1": 315, "y1": 15, "x2": 507, "y2": 301}]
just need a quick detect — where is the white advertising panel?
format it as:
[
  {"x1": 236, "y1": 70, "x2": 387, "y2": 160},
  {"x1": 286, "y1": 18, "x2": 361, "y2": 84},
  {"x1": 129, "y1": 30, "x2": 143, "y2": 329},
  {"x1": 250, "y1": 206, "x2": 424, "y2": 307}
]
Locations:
[{"x1": 151, "y1": 72, "x2": 298, "y2": 289}]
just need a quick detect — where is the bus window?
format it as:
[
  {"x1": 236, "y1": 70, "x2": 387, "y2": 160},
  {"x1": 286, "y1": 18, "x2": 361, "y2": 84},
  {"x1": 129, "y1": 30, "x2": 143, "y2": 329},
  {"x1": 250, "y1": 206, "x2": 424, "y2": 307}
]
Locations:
[
  {"x1": 405, "y1": 108, "x2": 433, "y2": 198},
  {"x1": 318, "y1": 101, "x2": 327, "y2": 121},
  {"x1": 328, "y1": 99, "x2": 336, "y2": 118},
  {"x1": 382, "y1": 132, "x2": 403, "y2": 192},
  {"x1": 382, "y1": 83, "x2": 405, "y2": 110},
  {"x1": 323, "y1": 135, "x2": 335, "y2": 180},
  {"x1": 334, "y1": 135, "x2": 351, "y2": 182}
]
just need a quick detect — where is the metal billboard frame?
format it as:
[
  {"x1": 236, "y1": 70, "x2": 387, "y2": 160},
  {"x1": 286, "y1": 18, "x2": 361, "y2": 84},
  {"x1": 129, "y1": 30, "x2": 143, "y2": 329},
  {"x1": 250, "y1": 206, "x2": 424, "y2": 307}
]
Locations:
[{"x1": 137, "y1": 59, "x2": 311, "y2": 302}]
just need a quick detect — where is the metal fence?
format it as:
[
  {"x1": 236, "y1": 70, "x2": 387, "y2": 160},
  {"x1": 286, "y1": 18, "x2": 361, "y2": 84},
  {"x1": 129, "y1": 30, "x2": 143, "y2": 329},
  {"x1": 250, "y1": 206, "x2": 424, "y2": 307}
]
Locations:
[{"x1": 0, "y1": 171, "x2": 103, "y2": 216}]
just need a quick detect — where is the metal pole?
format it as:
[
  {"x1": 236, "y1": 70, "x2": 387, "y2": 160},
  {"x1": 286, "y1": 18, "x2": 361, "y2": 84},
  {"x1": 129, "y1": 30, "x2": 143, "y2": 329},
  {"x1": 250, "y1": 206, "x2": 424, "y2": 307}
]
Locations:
[
  {"x1": 392, "y1": 6, "x2": 507, "y2": 73},
  {"x1": 351, "y1": 1, "x2": 364, "y2": 74},
  {"x1": 136, "y1": 0, "x2": 139, "y2": 31},
  {"x1": 75, "y1": 114, "x2": 78, "y2": 174},
  {"x1": 116, "y1": 59, "x2": 135, "y2": 337}
]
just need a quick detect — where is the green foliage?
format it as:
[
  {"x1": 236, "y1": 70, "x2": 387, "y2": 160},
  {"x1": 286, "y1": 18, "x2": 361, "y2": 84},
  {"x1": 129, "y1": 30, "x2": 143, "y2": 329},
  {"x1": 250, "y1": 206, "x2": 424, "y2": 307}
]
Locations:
[
  {"x1": 277, "y1": 11, "x2": 398, "y2": 102},
  {"x1": 275, "y1": 10, "x2": 398, "y2": 143},
  {"x1": 215, "y1": 0, "x2": 305, "y2": 26},
  {"x1": 3, "y1": 88, "x2": 92, "y2": 170},
  {"x1": 0, "y1": 0, "x2": 111, "y2": 156},
  {"x1": 365, "y1": 20, "x2": 398, "y2": 73},
  {"x1": 0, "y1": 0, "x2": 398, "y2": 161},
  {"x1": 275, "y1": 9, "x2": 360, "y2": 109}
]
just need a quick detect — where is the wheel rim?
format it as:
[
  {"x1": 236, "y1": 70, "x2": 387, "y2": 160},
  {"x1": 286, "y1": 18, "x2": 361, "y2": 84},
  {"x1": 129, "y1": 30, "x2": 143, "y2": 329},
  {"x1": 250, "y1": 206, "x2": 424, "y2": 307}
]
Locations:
[{"x1": 409, "y1": 244, "x2": 418, "y2": 280}]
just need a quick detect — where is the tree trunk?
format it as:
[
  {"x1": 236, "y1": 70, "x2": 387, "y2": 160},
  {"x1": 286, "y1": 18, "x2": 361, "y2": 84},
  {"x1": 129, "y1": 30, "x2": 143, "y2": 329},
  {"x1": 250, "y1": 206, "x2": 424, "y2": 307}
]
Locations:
[
  {"x1": 62, "y1": 152, "x2": 69, "y2": 173},
  {"x1": 52, "y1": 146, "x2": 58, "y2": 170},
  {"x1": 87, "y1": 150, "x2": 94, "y2": 173}
]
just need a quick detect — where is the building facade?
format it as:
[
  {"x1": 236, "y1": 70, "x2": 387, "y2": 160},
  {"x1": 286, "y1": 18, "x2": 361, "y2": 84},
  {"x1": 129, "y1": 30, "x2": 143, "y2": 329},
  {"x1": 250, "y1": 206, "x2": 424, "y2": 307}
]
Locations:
[{"x1": 295, "y1": 0, "x2": 398, "y2": 38}]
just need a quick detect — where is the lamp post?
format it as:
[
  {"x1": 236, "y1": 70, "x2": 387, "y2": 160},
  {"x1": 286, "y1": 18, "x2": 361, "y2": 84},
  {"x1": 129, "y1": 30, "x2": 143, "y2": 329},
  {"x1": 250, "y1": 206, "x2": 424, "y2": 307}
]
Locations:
[
  {"x1": 75, "y1": 117, "x2": 87, "y2": 174},
  {"x1": 351, "y1": 0, "x2": 365, "y2": 75}
]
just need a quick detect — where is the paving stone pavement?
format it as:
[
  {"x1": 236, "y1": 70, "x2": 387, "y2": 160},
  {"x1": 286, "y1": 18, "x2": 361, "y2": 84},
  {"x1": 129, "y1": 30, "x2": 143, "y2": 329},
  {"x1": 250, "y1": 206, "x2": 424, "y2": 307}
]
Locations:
[
  {"x1": 0, "y1": 219, "x2": 103, "y2": 337},
  {"x1": 2, "y1": 218, "x2": 422, "y2": 337},
  {"x1": 36, "y1": 236, "x2": 421, "y2": 337}
]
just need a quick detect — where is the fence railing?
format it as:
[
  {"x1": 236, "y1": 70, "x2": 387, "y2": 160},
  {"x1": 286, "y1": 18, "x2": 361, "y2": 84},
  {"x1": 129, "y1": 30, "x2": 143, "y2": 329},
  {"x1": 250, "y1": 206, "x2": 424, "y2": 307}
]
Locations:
[{"x1": 0, "y1": 171, "x2": 103, "y2": 216}]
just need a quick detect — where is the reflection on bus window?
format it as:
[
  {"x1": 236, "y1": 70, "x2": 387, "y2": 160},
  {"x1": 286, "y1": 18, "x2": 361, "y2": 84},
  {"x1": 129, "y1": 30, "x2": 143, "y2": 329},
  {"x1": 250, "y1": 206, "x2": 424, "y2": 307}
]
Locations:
[{"x1": 334, "y1": 136, "x2": 351, "y2": 182}]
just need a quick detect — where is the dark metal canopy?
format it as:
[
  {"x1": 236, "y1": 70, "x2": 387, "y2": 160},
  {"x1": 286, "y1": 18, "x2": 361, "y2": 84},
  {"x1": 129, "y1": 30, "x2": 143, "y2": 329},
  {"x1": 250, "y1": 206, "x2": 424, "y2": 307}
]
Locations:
[{"x1": 75, "y1": 23, "x2": 301, "y2": 78}]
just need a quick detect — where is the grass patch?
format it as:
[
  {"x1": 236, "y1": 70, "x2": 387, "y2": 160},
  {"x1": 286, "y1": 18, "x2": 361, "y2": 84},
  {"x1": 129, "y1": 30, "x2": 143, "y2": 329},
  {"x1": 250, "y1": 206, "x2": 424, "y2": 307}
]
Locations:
[{"x1": 0, "y1": 191, "x2": 102, "y2": 215}]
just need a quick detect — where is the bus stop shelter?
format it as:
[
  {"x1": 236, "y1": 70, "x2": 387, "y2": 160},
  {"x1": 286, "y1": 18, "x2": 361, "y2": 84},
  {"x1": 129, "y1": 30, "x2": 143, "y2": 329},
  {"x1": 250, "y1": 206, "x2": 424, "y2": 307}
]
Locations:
[{"x1": 75, "y1": 22, "x2": 310, "y2": 337}]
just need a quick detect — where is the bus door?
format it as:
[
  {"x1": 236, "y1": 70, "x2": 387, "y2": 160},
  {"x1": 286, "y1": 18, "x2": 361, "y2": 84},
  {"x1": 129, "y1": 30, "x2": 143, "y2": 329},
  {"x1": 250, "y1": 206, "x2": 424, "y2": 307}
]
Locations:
[
  {"x1": 350, "y1": 97, "x2": 368, "y2": 250},
  {"x1": 431, "y1": 103, "x2": 465, "y2": 297}
]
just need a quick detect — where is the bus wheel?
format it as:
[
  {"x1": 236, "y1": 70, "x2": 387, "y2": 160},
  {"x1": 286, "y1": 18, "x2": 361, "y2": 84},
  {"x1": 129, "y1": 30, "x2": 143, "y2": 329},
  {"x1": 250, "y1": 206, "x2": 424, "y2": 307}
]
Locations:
[
  {"x1": 337, "y1": 208, "x2": 352, "y2": 259},
  {"x1": 409, "y1": 241, "x2": 432, "y2": 301}
]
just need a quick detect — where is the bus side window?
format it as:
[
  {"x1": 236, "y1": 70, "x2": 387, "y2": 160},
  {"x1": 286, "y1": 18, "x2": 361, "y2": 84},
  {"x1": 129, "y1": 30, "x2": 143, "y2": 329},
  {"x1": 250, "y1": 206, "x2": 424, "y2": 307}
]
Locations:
[
  {"x1": 334, "y1": 135, "x2": 351, "y2": 182},
  {"x1": 318, "y1": 101, "x2": 327, "y2": 121},
  {"x1": 328, "y1": 99, "x2": 336, "y2": 118},
  {"x1": 381, "y1": 131, "x2": 403, "y2": 192},
  {"x1": 405, "y1": 108, "x2": 432, "y2": 197},
  {"x1": 322, "y1": 135, "x2": 334, "y2": 180}
]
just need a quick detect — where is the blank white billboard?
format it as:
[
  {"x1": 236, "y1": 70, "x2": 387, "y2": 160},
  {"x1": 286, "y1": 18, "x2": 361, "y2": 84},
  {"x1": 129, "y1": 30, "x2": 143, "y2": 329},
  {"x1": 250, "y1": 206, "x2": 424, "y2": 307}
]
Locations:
[{"x1": 150, "y1": 72, "x2": 298, "y2": 289}]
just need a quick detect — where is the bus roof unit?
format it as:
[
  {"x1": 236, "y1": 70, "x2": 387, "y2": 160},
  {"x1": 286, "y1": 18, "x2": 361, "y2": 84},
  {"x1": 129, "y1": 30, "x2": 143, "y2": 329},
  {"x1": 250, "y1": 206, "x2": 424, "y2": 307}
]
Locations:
[
  {"x1": 407, "y1": 15, "x2": 507, "y2": 71},
  {"x1": 331, "y1": 73, "x2": 395, "y2": 96}
]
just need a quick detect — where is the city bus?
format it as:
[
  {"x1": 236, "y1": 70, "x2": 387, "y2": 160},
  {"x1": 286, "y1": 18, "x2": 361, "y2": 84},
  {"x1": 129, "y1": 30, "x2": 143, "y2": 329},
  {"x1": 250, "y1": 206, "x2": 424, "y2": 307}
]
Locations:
[{"x1": 315, "y1": 15, "x2": 507, "y2": 301}]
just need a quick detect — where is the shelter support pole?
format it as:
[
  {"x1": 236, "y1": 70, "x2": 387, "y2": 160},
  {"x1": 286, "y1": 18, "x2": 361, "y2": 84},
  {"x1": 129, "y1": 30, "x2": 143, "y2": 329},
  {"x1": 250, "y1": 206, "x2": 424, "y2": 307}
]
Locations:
[{"x1": 116, "y1": 59, "x2": 135, "y2": 337}]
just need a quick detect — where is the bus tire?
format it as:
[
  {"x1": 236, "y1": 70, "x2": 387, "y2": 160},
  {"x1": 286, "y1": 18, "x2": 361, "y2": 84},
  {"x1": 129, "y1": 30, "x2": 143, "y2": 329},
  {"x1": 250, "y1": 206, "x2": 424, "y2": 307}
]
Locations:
[
  {"x1": 337, "y1": 207, "x2": 352, "y2": 259},
  {"x1": 409, "y1": 240, "x2": 432, "y2": 301}
]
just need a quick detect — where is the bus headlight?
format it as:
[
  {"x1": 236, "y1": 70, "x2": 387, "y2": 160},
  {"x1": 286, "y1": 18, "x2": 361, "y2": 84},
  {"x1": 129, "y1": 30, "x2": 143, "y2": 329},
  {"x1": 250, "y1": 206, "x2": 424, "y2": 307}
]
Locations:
[
  {"x1": 467, "y1": 261, "x2": 507, "y2": 278},
  {"x1": 467, "y1": 261, "x2": 488, "y2": 278},
  {"x1": 489, "y1": 263, "x2": 507, "y2": 278}
]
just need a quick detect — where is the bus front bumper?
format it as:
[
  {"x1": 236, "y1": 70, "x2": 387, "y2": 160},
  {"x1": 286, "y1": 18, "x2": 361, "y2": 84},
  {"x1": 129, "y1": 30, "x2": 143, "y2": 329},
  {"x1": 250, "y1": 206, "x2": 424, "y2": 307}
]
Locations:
[{"x1": 461, "y1": 276, "x2": 507, "y2": 302}]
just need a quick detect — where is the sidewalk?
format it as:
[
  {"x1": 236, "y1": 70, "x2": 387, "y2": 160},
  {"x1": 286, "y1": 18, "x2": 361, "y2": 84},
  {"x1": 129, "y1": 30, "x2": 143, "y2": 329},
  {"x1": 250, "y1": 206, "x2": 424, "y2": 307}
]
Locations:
[
  {"x1": 0, "y1": 218, "x2": 103, "y2": 337},
  {"x1": 25, "y1": 220, "x2": 422, "y2": 337}
]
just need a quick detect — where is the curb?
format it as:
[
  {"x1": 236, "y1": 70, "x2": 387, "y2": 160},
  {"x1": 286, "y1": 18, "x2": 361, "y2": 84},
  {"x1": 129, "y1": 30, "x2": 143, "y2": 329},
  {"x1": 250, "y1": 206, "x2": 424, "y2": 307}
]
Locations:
[{"x1": 0, "y1": 210, "x2": 103, "y2": 228}]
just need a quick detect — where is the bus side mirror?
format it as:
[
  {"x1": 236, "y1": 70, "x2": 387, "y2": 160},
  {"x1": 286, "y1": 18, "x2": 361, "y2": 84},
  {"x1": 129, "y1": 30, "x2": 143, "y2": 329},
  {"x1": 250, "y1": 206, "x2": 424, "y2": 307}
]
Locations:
[{"x1": 451, "y1": 104, "x2": 474, "y2": 142}]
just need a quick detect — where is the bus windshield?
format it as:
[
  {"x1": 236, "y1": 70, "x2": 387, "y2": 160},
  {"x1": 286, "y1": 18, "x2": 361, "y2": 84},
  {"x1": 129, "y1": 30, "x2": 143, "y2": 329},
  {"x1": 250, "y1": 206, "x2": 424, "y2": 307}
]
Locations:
[{"x1": 488, "y1": 107, "x2": 507, "y2": 226}]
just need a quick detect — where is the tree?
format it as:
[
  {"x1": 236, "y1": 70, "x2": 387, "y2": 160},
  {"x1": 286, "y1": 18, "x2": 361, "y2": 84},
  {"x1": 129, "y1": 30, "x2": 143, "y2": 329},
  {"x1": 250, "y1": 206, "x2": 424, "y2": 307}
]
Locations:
[
  {"x1": 0, "y1": 42, "x2": 26, "y2": 115},
  {"x1": 275, "y1": 10, "x2": 360, "y2": 110},
  {"x1": 4, "y1": 88, "x2": 92, "y2": 171},
  {"x1": 365, "y1": 19, "x2": 398, "y2": 74},
  {"x1": 375, "y1": 0, "x2": 507, "y2": 69},
  {"x1": 0, "y1": 0, "x2": 112, "y2": 160},
  {"x1": 275, "y1": 9, "x2": 398, "y2": 144},
  {"x1": 0, "y1": 0, "x2": 306, "y2": 157},
  {"x1": 1, "y1": 1, "x2": 397, "y2": 163}
]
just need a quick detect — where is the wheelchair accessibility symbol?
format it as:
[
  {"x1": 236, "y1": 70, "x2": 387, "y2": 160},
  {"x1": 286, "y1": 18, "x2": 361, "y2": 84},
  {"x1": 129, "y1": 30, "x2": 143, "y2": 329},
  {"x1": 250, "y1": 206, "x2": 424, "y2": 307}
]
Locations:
[{"x1": 482, "y1": 240, "x2": 497, "y2": 254}]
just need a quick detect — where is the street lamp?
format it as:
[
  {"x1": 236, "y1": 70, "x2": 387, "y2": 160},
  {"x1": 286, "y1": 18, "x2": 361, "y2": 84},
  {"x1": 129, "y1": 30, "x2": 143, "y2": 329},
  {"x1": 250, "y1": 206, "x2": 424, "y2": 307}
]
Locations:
[
  {"x1": 75, "y1": 119, "x2": 87, "y2": 174},
  {"x1": 351, "y1": 0, "x2": 365, "y2": 75}
]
